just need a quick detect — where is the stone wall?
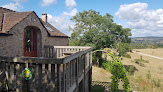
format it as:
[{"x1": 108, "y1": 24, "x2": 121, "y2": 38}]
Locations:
[{"x1": 0, "y1": 12, "x2": 68, "y2": 57}]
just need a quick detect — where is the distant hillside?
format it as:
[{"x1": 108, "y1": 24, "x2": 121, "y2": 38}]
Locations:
[{"x1": 131, "y1": 37, "x2": 163, "y2": 44}]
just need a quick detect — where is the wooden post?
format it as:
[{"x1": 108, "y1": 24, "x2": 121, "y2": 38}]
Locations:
[
  {"x1": 51, "y1": 64, "x2": 55, "y2": 91},
  {"x1": 45, "y1": 64, "x2": 49, "y2": 92},
  {"x1": 31, "y1": 63, "x2": 36, "y2": 92},
  {"x1": 52, "y1": 48, "x2": 54, "y2": 58},
  {"x1": 63, "y1": 64, "x2": 65, "y2": 92},
  {"x1": 9, "y1": 63, "x2": 15, "y2": 90},
  {"x1": 75, "y1": 58, "x2": 79, "y2": 92},
  {"x1": 16, "y1": 64, "x2": 20, "y2": 92},
  {"x1": 83, "y1": 54, "x2": 86, "y2": 92},
  {"x1": 22, "y1": 63, "x2": 29, "y2": 92},
  {"x1": 69, "y1": 61, "x2": 72, "y2": 87},
  {"x1": 49, "y1": 47, "x2": 51, "y2": 58},
  {"x1": 5, "y1": 62, "x2": 9, "y2": 91},
  {"x1": 57, "y1": 64, "x2": 61, "y2": 92},
  {"x1": 0, "y1": 61, "x2": 5, "y2": 91},
  {"x1": 37, "y1": 64, "x2": 42, "y2": 92}
]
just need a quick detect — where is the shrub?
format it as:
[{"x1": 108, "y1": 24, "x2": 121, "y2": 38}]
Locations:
[
  {"x1": 134, "y1": 57, "x2": 149, "y2": 67},
  {"x1": 146, "y1": 70, "x2": 151, "y2": 79},
  {"x1": 107, "y1": 51, "x2": 130, "y2": 92},
  {"x1": 134, "y1": 59, "x2": 146, "y2": 67},
  {"x1": 152, "y1": 79, "x2": 161, "y2": 87},
  {"x1": 102, "y1": 60, "x2": 112, "y2": 72},
  {"x1": 125, "y1": 54, "x2": 131, "y2": 58},
  {"x1": 128, "y1": 66, "x2": 134, "y2": 74}
]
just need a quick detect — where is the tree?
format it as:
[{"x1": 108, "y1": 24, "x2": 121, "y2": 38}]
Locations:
[{"x1": 69, "y1": 9, "x2": 132, "y2": 66}]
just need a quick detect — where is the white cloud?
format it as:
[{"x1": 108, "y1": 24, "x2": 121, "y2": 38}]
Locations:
[
  {"x1": 65, "y1": 0, "x2": 77, "y2": 9},
  {"x1": 47, "y1": 8, "x2": 78, "y2": 36},
  {"x1": 47, "y1": 14, "x2": 75, "y2": 36},
  {"x1": 41, "y1": 0, "x2": 57, "y2": 7},
  {"x1": 116, "y1": 2, "x2": 163, "y2": 37},
  {"x1": 62, "y1": 8, "x2": 77, "y2": 16},
  {"x1": 1, "y1": 2, "x2": 23, "y2": 11},
  {"x1": 116, "y1": 2, "x2": 148, "y2": 21}
]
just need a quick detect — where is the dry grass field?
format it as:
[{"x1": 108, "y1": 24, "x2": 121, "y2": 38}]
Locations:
[
  {"x1": 134, "y1": 48, "x2": 163, "y2": 58},
  {"x1": 92, "y1": 48, "x2": 163, "y2": 92}
]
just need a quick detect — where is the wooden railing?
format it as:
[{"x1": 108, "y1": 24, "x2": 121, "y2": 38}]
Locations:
[
  {"x1": 44, "y1": 46, "x2": 90, "y2": 58},
  {"x1": 0, "y1": 46, "x2": 93, "y2": 92}
]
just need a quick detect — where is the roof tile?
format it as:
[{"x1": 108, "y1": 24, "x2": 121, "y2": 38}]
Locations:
[
  {"x1": 40, "y1": 19, "x2": 68, "y2": 37},
  {"x1": 2, "y1": 11, "x2": 32, "y2": 32}
]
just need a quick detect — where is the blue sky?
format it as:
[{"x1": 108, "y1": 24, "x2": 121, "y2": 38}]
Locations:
[{"x1": 1, "y1": 0, "x2": 163, "y2": 37}]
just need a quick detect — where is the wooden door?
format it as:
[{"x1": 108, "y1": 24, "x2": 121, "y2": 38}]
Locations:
[{"x1": 24, "y1": 27, "x2": 37, "y2": 57}]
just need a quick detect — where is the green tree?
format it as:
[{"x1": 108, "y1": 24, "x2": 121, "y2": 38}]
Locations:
[{"x1": 69, "y1": 9, "x2": 132, "y2": 66}]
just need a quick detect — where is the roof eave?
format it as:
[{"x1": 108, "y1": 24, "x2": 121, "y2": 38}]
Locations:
[
  {"x1": 0, "y1": 33, "x2": 13, "y2": 36},
  {"x1": 48, "y1": 35, "x2": 70, "y2": 38}
]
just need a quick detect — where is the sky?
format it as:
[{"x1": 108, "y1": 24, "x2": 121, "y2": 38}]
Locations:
[{"x1": 1, "y1": 0, "x2": 163, "y2": 37}]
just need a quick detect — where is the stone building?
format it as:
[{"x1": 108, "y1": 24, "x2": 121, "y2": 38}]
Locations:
[{"x1": 0, "y1": 7, "x2": 69, "y2": 57}]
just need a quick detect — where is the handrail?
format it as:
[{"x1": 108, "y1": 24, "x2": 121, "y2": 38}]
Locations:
[
  {"x1": 44, "y1": 45, "x2": 92, "y2": 49},
  {"x1": 0, "y1": 46, "x2": 93, "y2": 64},
  {"x1": 0, "y1": 56, "x2": 64, "y2": 64}
]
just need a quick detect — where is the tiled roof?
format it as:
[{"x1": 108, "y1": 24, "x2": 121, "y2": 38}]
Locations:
[
  {"x1": 2, "y1": 11, "x2": 33, "y2": 32},
  {"x1": 0, "y1": 13, "x2": 3, "y2": 31},
  {"x1": 0, "y1": 7, "x2": 68, "y2": 37},
  {"x1": 40, "y1": 19, "x2": 68, "y2": 37}
]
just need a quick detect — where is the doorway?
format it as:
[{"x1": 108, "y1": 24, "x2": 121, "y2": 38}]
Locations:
[{"x1": 24, "y1": 26, "x2": 37, "y2": 57}]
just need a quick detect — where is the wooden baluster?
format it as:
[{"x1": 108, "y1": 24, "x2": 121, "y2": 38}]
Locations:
[
  {"x1": 83, "y1": 54, "x2": 86, "y2": 92},
  {"x1": 45, "y1": 64, "x2": 49, "y2": 92},
  {"x1": 31, "y1": 63, "x2": 36, "y2": 92},
  {"x1": 70, "y1": 61, "x2": 72, "y2": 87},
  {"x1": 69, "y1": 62, "x2": 71, "y2": 88},
  {"x1": 22, "y1": 63, "x2": 29, "y2": 92},
  {"x1": 16, "y1": 63, "x2": 20, "y2": 92},
  {"x1": 5, "y1": 62, "x2": 9, "y2": 90},
  {"x1": 9, "y1": 62, "x2": 15, "y2": 91},
  {"x1": 41, "y1": 64, "x2": 45, "y2": 92},
  {"x1": 66, "y1": 63, "x2": 68, "y2": 91},
  {"x1": 57, "y1": 48, "x2": 59, "y2": 57},
  {"x1": 38, "y1": 64, "x2": 42, "y2": 92},
  {"x1": 49, "y1": 48, "x2": 51, "y2": 58},
  {"x1": 48, "y1": 64, "x2": 51, "y2": 92},
  {"x1": 75, "y1": 58, "x2": 79, "y2": 91},
  {"x1": 35, "y1": 64, "x2": 38, "y2": 91},
  {"x1": 20, "y1": 63, "x2": 25, "y2": 91},
  {"x1": 57, "y1": 64, "x2": 61, "y2": 92},
  {"x1": 63, "y1": 64, "x2": 65, "y2": 92},
  {"x1": 55, "y1": 48, "x2": 57, "y2": 58},
  {"x1": 51, "y1": 64, "x2": 55, "y2": 91},
  {"x1": 0, "y1": 61, "x2": 5, "y2": 91},
  {"x1": 52, "y1": 48, "x2": 53, "y2": 57}
]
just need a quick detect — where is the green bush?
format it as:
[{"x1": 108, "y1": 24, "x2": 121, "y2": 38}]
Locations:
[
  {"x1": 134, "y1": 59, "x2": 146, "y2": 67},
  {"x1": 107, "y1": 51, "x2": 130, "y2": 92},
  {"x1": 113, "y1": 43, "x2": 131, "y2": 57},
  {"x1": 125, "y1": 54, "x2": 131, "y2": 58},
  {"x1": 128, "y1": 66, "x2": 134, "y2": 74},
  {"x1": 102, "y1": 60, "x2": 112, "y2": 72},
  {"x1": 134, "y1": 56, "x2": 149, "y2": 67}
]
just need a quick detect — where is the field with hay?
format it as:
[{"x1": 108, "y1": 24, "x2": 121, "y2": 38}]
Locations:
[{"x1": 92, "y1": 48, "x2": 163, "y2": 92}]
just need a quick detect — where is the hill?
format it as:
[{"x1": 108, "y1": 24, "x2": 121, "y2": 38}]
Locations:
[{"x1": 131, "y1": 37, "x2": 163, "y2": 44}]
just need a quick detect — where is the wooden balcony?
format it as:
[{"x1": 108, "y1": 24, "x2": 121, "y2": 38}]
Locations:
[{"x1": 0, "y1": 46, "x2": 93, "y2": 92}]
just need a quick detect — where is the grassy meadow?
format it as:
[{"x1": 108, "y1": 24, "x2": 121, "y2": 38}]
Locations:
[{"x1": 92, "y1": 48, "x2": 163, "y2": 92}]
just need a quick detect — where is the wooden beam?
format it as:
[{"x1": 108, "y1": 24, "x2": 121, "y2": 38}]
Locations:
[{"x1": 0, "y1": 56, "x2": 64, "y2": 64}]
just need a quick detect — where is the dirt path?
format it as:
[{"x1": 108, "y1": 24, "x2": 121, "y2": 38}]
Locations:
[{"x1": 133, "y1": 51, "x2": 163, "y2": 60}]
